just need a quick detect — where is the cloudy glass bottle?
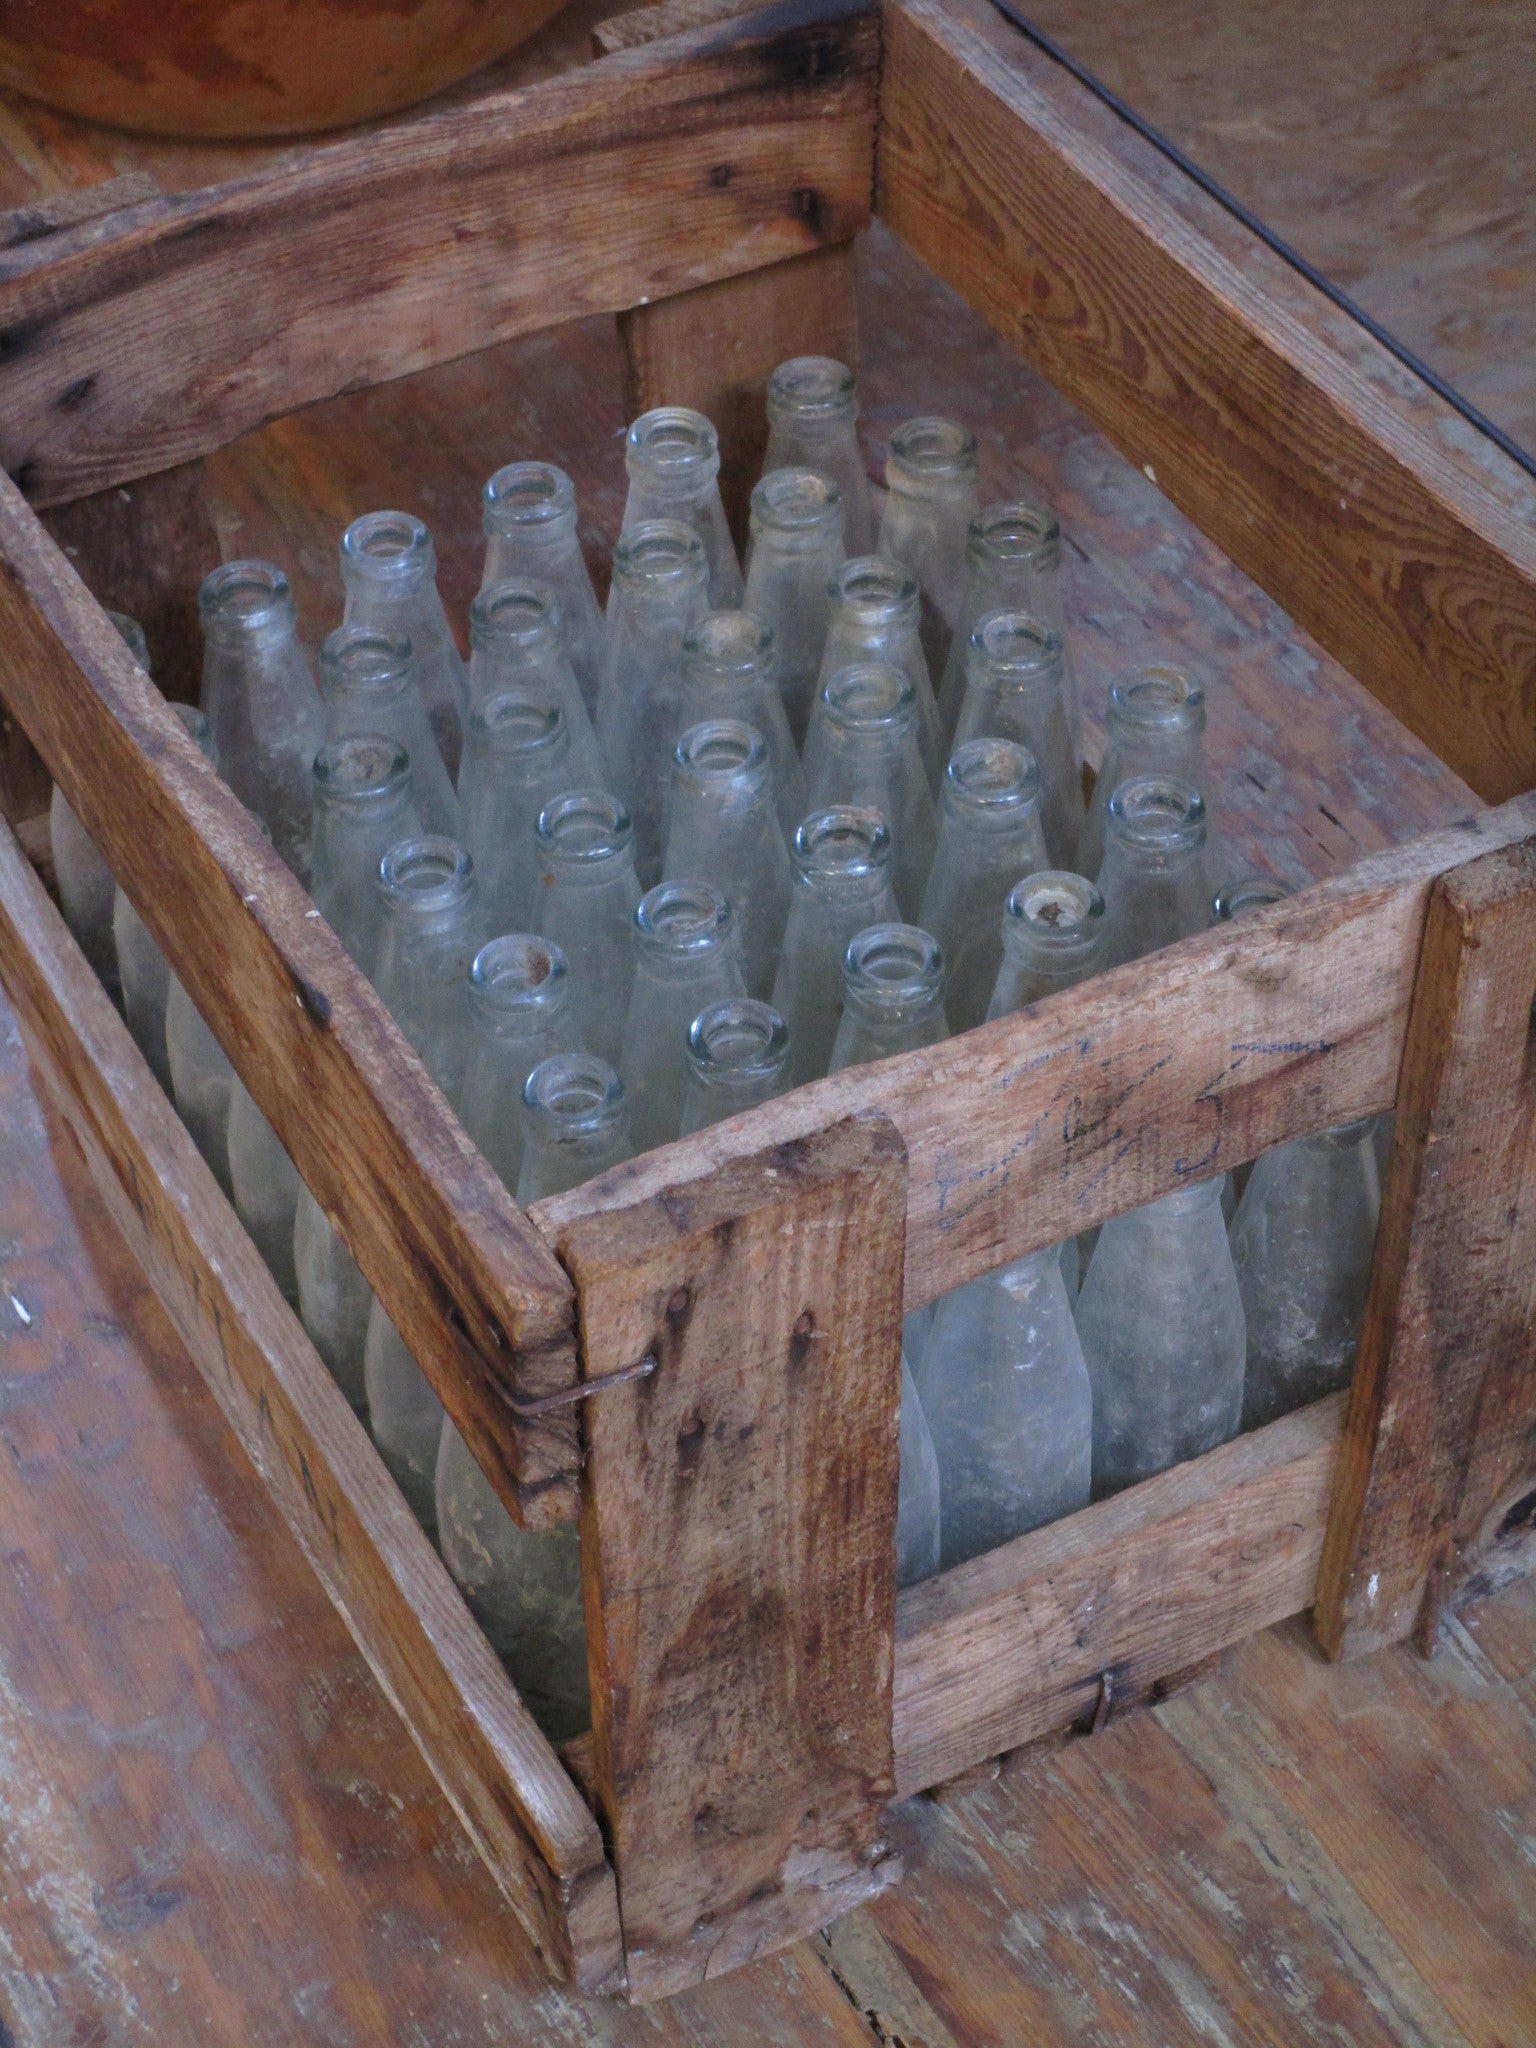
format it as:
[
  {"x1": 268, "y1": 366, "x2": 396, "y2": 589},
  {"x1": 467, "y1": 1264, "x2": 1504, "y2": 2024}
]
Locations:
[
  {"x1": 919, "y1": 737, "x2": 1048, "y2": 1033},
  {"x1": 897, "y1": 1350, "x2": 943, "y2": 1589},
  {"x1": 318, "y1": 623, "x2": 461, "y2": 839},
  {"x1": 677, "y1": 611, "x2": 806, "y2": 844},
  {"x1": 938, "y1": 500, "x2": 1080, "y2": 751},
  {"x1": 1077, "y1": 664, "x2": 1206, "y2": 879},
  {"x1": 466, "y1": 579, "x2": 600, "y2": 775},
  {"x1": 803, "y1": 661, "x2": 939, "y2": 920},
  {"x1": 878, "y1": 416, "x2": 980, "y2": 680},
  {"x1": 661, "y1": 721, "x2": 791, "y2": 1000},
  {"x1": 480, "y1": 461, "x2": 605, "y2": 715},
  {"x1": 742, "y1": 468, "x2": 845, "y2": 747},
  {"x1": 827, "y1": 923, "x2": 948, "y2": 1072},
  {"x1": 618, "y1": 881, "x2": 745, "y2": 1155},
  {"x1": 340, "y1": 510, "x2": 468, "y2": 780},
  {"x1": 953, "y1": 609, "x2": 1082, "y2": 867},
  {"x1": 457, "y1": 935, "x2": 581, "y2": 1198},
  {"x1": 371, "y1": 836, "x2": 479, "y2": 1102},
  {"x1": 460, "y1": 695, "x2": 576, "y2": 938},
  {"x1": 516, "y1": 1053, "x2": 634, "y2": 1204},
  {"x1": 227, "y1": 1078, "x2": 302, "y2": 1303},
  {"x1": 620, "y1": 406, "x2": 742, "y2": 605},
  {"x1": 532, "y1": 791, "x2": 643, "y2": 1066},
  {"x1": 677, "y1": 997, "x2": 792, "y2": 1134},
  {"x1": 1097, "y1": 774, "x2": 1210, "y2": 970},
  {"x1": 762, "y1": 356, "x2": 876, "y2": 554},
  {"x1": 986, "y1": 870, "x2": 1108, "y2": 1020},
  {"x1": 771, "y1": 807, "x2": 899, "y2": 1087},
  {"x1": 818, "y1": 556, "x2": 943, "y2": 792},
  {"x1": 165, "y1": 971, "x2": 237, "y2": 1195},
  {"x1": 54, "y1": 609, "x2": 149, "y2": 997}
]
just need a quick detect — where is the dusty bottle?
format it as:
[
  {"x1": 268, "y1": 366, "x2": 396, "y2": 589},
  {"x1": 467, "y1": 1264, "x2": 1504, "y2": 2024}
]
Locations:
[
  {"x1": 308, "y1": 734, "x2": 424, "y2": 975},
  {"x1": 742, "y1": 467, "x2": 845, "y2": 746},
  {"x1": 915, "y1": 1244, "x2": 1093, "y2": 1566},
  {"x1": 1211, "y1": 872, "x2": 1297, "y2": 1217},
  {"x1": 938, "y1": 500, "x2": 1081, "y2": 751},
  {"x1": 897, "y1": 1351, "x2": 942, "y2": 1588},
  {"x1": 457, "y1": 935, "x2": 580, "y2": 1197},
  {"x1": 621, "y1": 406, "x2": 742, "y2": 605},
  {"x1": 827, "y1": 922, "x2": 948, "y2": 1072},
  {"x1": 480, "y1": 461, "x2": 605, "y2": 715},
  {"x1": 678, "y1": 611, "x2": 806, "y2": 844},
  {"x1": 340, "y1": 510, "x2": 468, "y2": 781},
  {"x1": 461, "y1": 695, "x2": 577, "y2": 939},
  {"x1": 595, "y1": 519, "x2": 711, "y2": 884},
  {"x1": 878, "y1": 416, "x2": 980, "y2": 681},
  {"x1": 372, "y1": 837, "x2": 480, "y2": 1102},
  {"x1": 818, "y1": 557, "x2": 943, "y2": 792},
  {"x1": 227, "y1": 1079, "x2": 302, "y2": 1303},
  {"x1": 294, "y1": 1182, "x2": 373, "y2": 1413},
  {"x1": 618, "y1": 881, "x2": 745, "y2": 1155},
  {"x1": 771, "y1": 806, "x2": 900, "y2": 1087},
  {"x1": 466, "y1": 579, "x2": 600, "y2": 776},
  {"x1": 919, "y1": 737, "x2": 1048, "y2": 1033},
  {"x1": 762, "y1": 356, "x2": 876, "y2": 554},
  {"x1": 952, "y1": 609, "x2": 1082, "y2": 866},
  {"x1": 1097, "y1": 774, "x2": 1210, "y2": 970},
  {"x1": 1075, "y1": 1176, "x2": 1247, "y2": 1496},
  {"x1": 532, "y1": 790, "x2": 643, "y2": 1066},
  {"x1": 318, "y1": 623, "x2": 461, "y2": 839},
  {"x1": 363, "y1": 1300, "x2": 445, "y2": 1535},
  {"x1": 986, "y1": 869, "x2": 1108, "y2": 1019},
  {"x1": 678, "y1": 997, "x2": 792, "y2": 1134},
  {"x1": 661, "y1": 721, "x2": 791, "y2": 1000},
  {"x1": 804, "y1": 661, "x2": 939, "y2": 920},
  {"x1": 1078, "y1": 664, "x2": 1206, "y2": 879},
  {"x1": 166, "y1": 972, "x2": 237, "y2": 1195},
  {"x1": 199, "y1": 560, "x2": 325, "y2": 881},
  {"x1": 516, "y1": 1052, "x2": 634, "y2": 1203},
  {"x1": 53, "y1": 609, "x2": 149, "y2": 996}
]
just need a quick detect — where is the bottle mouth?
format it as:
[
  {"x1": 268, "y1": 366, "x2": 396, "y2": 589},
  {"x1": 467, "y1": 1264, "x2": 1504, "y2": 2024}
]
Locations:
[
  {"x1": 376, "y1": 835, "x2": 474, "y2": 914},
  {"x1": 481, "y1": 461, "x2": 576, "y2": 533},
  {"x1": 523, "y1": 1051, "x2": 626, "y2": 1134},
  {"x1": 1105, "y1": 773, "x2": 1206, "y2": 855},
  {"x1": 683, "y1": 609, "x2": 776, "y2": 684},
  {"x1": 944, "y1": 736, "x2": 1042, "y2": 820},
  {"x1": 198, "y1": 559, "x2": 294, "y2": 635},
  {"x1": 107, "y1": 609, "x2": 151, "y2": 670},
  {"x1": 340, "y1": 511, "x2": 433, "y2": 584},
  {"x1": 1004, "y1": 870, "x2": 1106, "y2": 946},
  {"x1": 470, "y1": 692, "x2": 566, "y2": 759},
  {"x1": 967, "y1": 607, "x2": 1064, "y2": 688},
  {"x1": 313, "y1": 732, "x2": 411, "y2": 803},
  {"x1": 686, "y1": 997, "x2": 790, "y2": 1080},
  {"x1": 750, "y1": 467, "x2": 844, "y2": 535},
  {"x1": 828, "y1": 556, "x2": 920, "y2": 626},
  {"x1": 626, "y1": 406, "x2": 720, "y2": 482},
  {"x1": 886, "y1": 415, "x2": 979, "y2": 491},
  {"x1": 766, "y1": 355, "x2": 857, "y2": 421},
  {"x1": 612, "y1": 518, "x2": 708, "y2": 595},
  {"x1": 470, "y1": 578, "x2": 562, "y2": 649},
  {"x1": 842, "y1": 921, "x2": 945, "y2": 1006},
  {"x1": 674, "y1": 718, "x2": 768, "y2": 788},
  {"x1": 819, "y1": 660, "x2": 916, "y2": 739},
  {"x1": 968, "y1": 500, "x2": 1061, "y2": 568},
  {"x1": 1211, "y1": 873, "x2": 1294, "y2": 924},
  {"x1": 320, "y1": 624, "x2": 415, "y2": 696},
  {"x1": 536, "y1": 789, "x2": 634, "y2": 864},
  {"x1": 170, "y1": 699, "x2": 215, "y2": 764},
  {"x1": 1107, "y1": 663, "x2": 1206, "y2": 734},
  {"x1": 792, "y1": 805, "x2": 893, "y2": 883},
  {"x1": 634, "y1": 879, "x2": 733, "y2": 958},
  {"x1": 470, "y1": 934, "x2": 568, "y2": 1014}
]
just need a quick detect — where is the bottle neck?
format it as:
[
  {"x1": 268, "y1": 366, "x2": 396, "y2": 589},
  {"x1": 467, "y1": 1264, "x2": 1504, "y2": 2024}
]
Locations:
[
  {"x1": 999, "y1": 872, "x2": 1106, "y2": 986},
  {"x1": 841, "y1": 923, "x2": 946, "y2": 1030}
]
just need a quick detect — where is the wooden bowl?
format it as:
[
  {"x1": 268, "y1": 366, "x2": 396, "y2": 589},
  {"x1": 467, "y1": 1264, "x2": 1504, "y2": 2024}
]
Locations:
[{"x1": 0, "y1": 0, "x2": 572, "y2": 139}]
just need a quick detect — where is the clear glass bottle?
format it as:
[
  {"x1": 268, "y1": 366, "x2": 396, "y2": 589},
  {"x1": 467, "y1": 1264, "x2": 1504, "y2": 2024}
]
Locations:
[
  {"x1": 1212, "y1": 872, "x2": 1298, "y2": 1219},
  {"x1": 1096, "y1": 774, "x2": 1210, "y2": 970},
  {"x1": 915, "y1": 1243, "x2": 1093, "y2": 1566},
  {"x1": 618, "y1": 881, "x2": 745, "y2": 1155},
  {"x1": 678, "y1": 610, "x2": 806, "y2": 844},
  {"x1": 480, "y1": 461, "x2": 605, "y2": 716},
  {"x1": 308, "y1": 734, "x2": 424, "y2": 975},
  {"x1": 818, "y1": 556, "x2": 943, "y2": 792},
  {"x1": 878, "y1": 416, "x2": 980, "y2": 681},
  {"x1": 986, "y1": 870, "x2": 1107, "y2": 1018},
  {"x1": 516, "y1": 1053, "x2": 634, "y2": 1203},
  {"x1": 199, "y1": 560, "x2": 326, "y2": 881},
  {"x1": 372, "y1": 837, "x2": 480, "y2": 1102},
  {"x1": 1077, "y1": 664, "x2": 1206, "y2": 879},
  {"x1": 318, "y1": 623, "x2": 461, "y2": 839},
  {"x1": 53, "y1": 608, "x2": 149, "y2": 996},
  {"x1": 595, "y1": 519, "x2": 711, "y2": 884},
  {"x1": 1074, "y1": 1176, "x2": 1247, "y2": 1496},
  {"x1": 227, "y1": 1078, "x2": 302, "y2": 1303},
  {"x1": 897, "y1": 1351, "x2": 942, "y2": 1588},
  {"x1": 762, "y1": 356, "x2": 876, "y2": 554},
  {"x1": 532, "y1": 790, "x2": 643, "y2": 1066},
  {"x1": 460, "y1": 695, "x2": 576, "y2": 940},
  {"x1": 620, "y1": 406, "x2": 742, "y2": 605},
  {"x1": 952, "y1": 609, "x2": 1082, "y2": 867},
  {"x1": 340, "y1": 510, "x2": 468, "y2": 782},
  {"x1": 937, "y1": 498, "x2": 1081, "y2": 743},
  {"x1": 434, "y1": 1420, "x2": 589, "y2": 1741},
  {"x1": 919, "y1": 737, "x2": 1048, "y2": 1033},
  {"x1": 457, "y1": 935, "x2": 580, "y2": 1197},
  {"x1": 1231, "y1": 1117, "x2": 1381, "y2": 1430},
  {"x1": 678, "y1": 997, "x2": 792, "y2": 1134},
  {"x1": 742, "y1": 467, "x2": 845, "y2": 747},
  {"x1": 827, "y1": 922, "x2": 948, "y2": 1072},
  {"x1": 771, "y1": 806, "x2": 900, "y2": 1088},
  {"x1": 363, "y1": 1300, "x2": 445, "y2": 1535},
  {"x1": 803, "y1": 661, "x2": 939, "y2": 920},
  {"x1": 466, "y1": 579, "x2": 601, "y2": 776},
  {"x1": 661, "y1": 721, "x2": 791, "y2": 1000},
  {"x1": 293, "y1": 1183, "x2": 374, "y2": 1414},
  {"x1": 166, "y1": 971, "x2": 236, "y2": 1195}
]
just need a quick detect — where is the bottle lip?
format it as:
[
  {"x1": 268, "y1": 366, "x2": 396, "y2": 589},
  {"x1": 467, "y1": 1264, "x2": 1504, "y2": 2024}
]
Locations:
[
  {"x1": 198, "y1": 559, "x2": 295, "y2": 635},
  {"x1": 340, "y1": 510, "x2": 434, "y2": 585},
  {"x1": 313, "y1": 732, "x2": 412, "y2": 804},
  {"x1": 320, "y1": 623, "x2": 415, "y2": 696},
  {"x1": 966, "y1": 606, "x2": 1064, "y2": 687},
  {"x1": 612, "y1": 517, "x2": 709, "y2": 594},
  {"x1": 107, "y1": 609, "x2": 151, "y2": 670},
  {"x1": 469, "y1": 934, "x2": 570, "y2": 1016},
  {"x1": 842, "y1": 921, "x2": 945, "y2": 1007},
  {"x1": 481, "y1": 461, "x2": 577, "y2": 534},
  {"x1": 827, "y1": 555, "x2": 921, "y2": 626},
  {"x1": 1004, "y1": 869, "x2": 1106, "y2": 946},
  {"x1": 750, "y1": 466, "x2": 845, "y2": 535},
  {"x1": 522, "y1": 1051, "x2": 626, "y2": 1135},
  {"x1": 1105, "y1": 773, "x2": 1206, "y2": 855},
  {"x1": 470, "y1": 577, "x2": 563, "y2": 648},
  {"x1": 673, "y1": 718, "x2": 769, "y2": 789},
  {"x1": 376, "y1": 835, "x2": 475, "y2": 916},
  {"x1": 1211, "y1": 872, "x2": 1294, "y2": 924},
  {"x1": 683, "y1": 608, "x2": 776, "y2": 684},
  {"x1": 967, "y1": 499, "x2": 1061, "y2": 567},
  {"x1": 686, "y1": 996, "x2": 790, "y2": 1082},
  {"x1": 625, "y1": 406, "x2": 721, "y2": 484},
  {"x1": 766, "y1": 355, "x2": 858, "y2": 421},
  {"x1": 819, "y1": 660, "x2": 916, "y2": 740},
  {"x1": 943, "y1": 736, "x2": 1042, "y2": 821},
  {"x1": 169, "y1": 699, "x2": 215, "y2": 762},
  {"x1": 536, "y1": 789, "x2": 635, "y2": 865},
  {"x1": 634, "y1": 879, "x2": 733, "y2": 959},
  {"x1": 468, "y1": 691, "x2": 567, "y2": 759},
  {"x1": 792, "y1": 804, "x2": 893, "y2": 883},
  {"x1": 886, "y1": 415, "x2": 979, "y2": 491},
  {"x1": 1107, "y1": 662, "x2": 1206, "y2": 734}
]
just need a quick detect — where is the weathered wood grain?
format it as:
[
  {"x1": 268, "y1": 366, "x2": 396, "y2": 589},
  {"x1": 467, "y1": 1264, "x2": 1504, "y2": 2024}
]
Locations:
[
  {"x1": 554, "y1": 1115, "x2": 908, "y2": 1999},
  {"x1": 594, "y1": 0, "x2": 770, "y2": 56},
  {"x1": 876, "y1": 0, "x2": 1536, "y2": 804},
  {"x1": 0, "y1": 170, "x2": 163, "y2": 250},
  {"x1": 1316, "y1": 837, "x2": 1536, "y2": 1659}
]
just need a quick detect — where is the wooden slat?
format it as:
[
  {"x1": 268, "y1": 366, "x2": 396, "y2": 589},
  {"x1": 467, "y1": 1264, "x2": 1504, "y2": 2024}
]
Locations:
[
  {"x1": 875, "y1": 0, "x2": 1536, "y2": 805},
  {"x1": 892, "y1": 1393, "x2": 1344, "y2": 1796},
  {"x1": 0, "y1": 813, "x2": 623, "y2": 1995},
  {"x1": 594, "y1": 0, "x2": 770, "y2": 56},
  {"x1": 0, "y1": 171, "x2": 164, "y2": 252},
  {"x1": 554, "y1": 1115, "x2": 907, "y2": 1999},
  {"x1": 0, "y1": 468, "x2": 585, "y2": 1526},
  {"x1": 535, "y1": 793, "x2": 1536, "y2": 1315},
  {"x1": 0, "y1": 0, "x2": 878, "y2": 510},
  {"x1": 1315, "y1": 837, "x2": 1536, "y2": 1659}
]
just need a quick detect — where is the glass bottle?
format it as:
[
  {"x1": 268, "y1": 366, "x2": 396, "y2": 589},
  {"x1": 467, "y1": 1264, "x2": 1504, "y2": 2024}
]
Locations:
[
  {"x1": 294, "y1": 1182, "x2": 373, "y2": 1414},
  {"x1": 618, "y1": 880, "x2": 745, "y2": 1155},
  {"x1": 460, "y1": 695, "x2": 576, "y2": 939},
  {"x1": 1074, "y1": 1176, "x2": 1247, "y2": 1496},
  {"x1": 372, "y1": 837, "x2": 479, "y2": 1102},
  {"x1": 762, "y1": 356, "x2": 876, "y2": 554},
  {"x1": 595, "y1": 519, "x2": 711, "y2": 884},
  {"x1": 532, "y1": 790, "x2": 643, "y2": 1067},
  {"x1": 986, "y1": 869, "x2": 1108, "y2": 1019},
  {"x1": 620, "y1": 406, "x2": 742, "y2": 606},
  {"x1": 818, "y1": 557, "x2": 943, "y2": 792},
  {"x1": 516, "y1": 1053, "x2": 634, "y2": 1204},
  {"x1": 53, "y1": 608, "x2": 148, "y2": 996},
  {"x1": 878, "y1": 416, "x2": 980, "y2": 680},
  {"x1": 199, "y1": 560, "x2": 325, "y2": 881},
  {"x1": 897, "y1": 1351, "x2": 942, "y2": 1588},
  {"x1": 661, "y1": 721, "x2": 791, "y2": 1000},
  {"x1": 166, "y1": 971, "x2": 236, "y2": 1196},
  {"x1": 318, "y1": 623, "x2": 461, "y2": 839},
  {"x1": 678, "y1": 610, "x2": 806, "y2": 844},
  {"x1": 1077, "y1": 663, "x2": 1206, "y2": 879},
  {"x1": 1211, "y1": 872, "x2": 1297, "y2": 1219},
  {"x1": 742, "y1": 468, "x2": 845, "y2": 747},
  {"x1": 678, "y1": 997, "x2": 792, "y2": 1134},
  {"x1": 480, "y1": 461, "x2": 605, "y2": 715},
  {"x1": 466, "y1": 579, "x2": 600, "y2": 776},
  {"x1": 827, "y1": 922, "x2": 948, "y2": 1072},
  {"x1": 919, "y1": 737, "x2": 1048, "y2": 1033},
  {"x1": 363, "y1": 1300, "x2": 445, "y2": 1535},
  {"x1": 227, "y1": 1078, "x2": 302, "y2": 1304},
  {"x1": 1231, "y1": 1117, "x2": 1381, "y2": 1430},
  {"x1": 771, "y1": 806, "x2": 899, "y2": 1088},
  {"x1": 915, "y1": 1243, "x2": 1093, "y2": 1566},
  {"x1": 339, "y1": 510, "x2": 468, "y2": 781},
  {"x1": 457, "y1": 935, "x2": 580, "y2": 1197},
  {"x1": 804, "y1": 661, "x2": 939, "y2": 920},
  {"x1": 938, "y1": 500, "x2": 1080, "y2": 751},
  {"x1": 308, "y1": 734, "x2": 423, "y2": 975},
  {"x1": 1096, "y1": 774, "x2": 1210, "y2": 970},
  {"x1": 952, "y1": 609, "x2": 1082, "y2": 867}
]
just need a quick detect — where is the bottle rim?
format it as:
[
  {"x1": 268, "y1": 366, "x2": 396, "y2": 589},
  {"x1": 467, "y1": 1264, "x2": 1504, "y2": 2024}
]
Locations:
[
  {"x1": 469, "y1": 934, "x2": 570, "y2": 1017},
  {"x1": 320, "y1": 623, "x2": 415, "y2": 696},
  {"x1": 967, "y1": 500, "x2": 1061, "y2": 568},
  {"x1": 536, "y1": 789, "x2": 634, "y2": 864},
  {"x1": 1107, "y1": 662, "x2": 1206, "y2": 734},
  {"x1": 1105, "y1": 773, "x2": 1206, "y2": 855},
  {"x1": 673, "y1": 718, "x2": 769, "y2": 788},
  {"x1": 683, "y1": 608, "x2": 776, "y2": 683},
  {"x1": 886, "y1": 415, "x2": 979, "y2": 490},
  {"x1": 827, "y1": 555, "x2": 921, "y2": 625},
  {"x1": 313, "y1": 732, "x2": 412, "y2": 805},
  {"x1": 1211, "y1": 872, "x2": 1294, "y2": 923},
  {"x1": 766, "y1": 356, "x2": 858, "y2": 421},
  {"x1": 842, "y1": 921, "x2": 945, "y2": 1008},
  {"x1": 749, "y1": 466, "x2": 844, "y2": 534},
  {"x1": 470, "y1": 578, "x2": 563, "y2": 648},
  {"x1": 967, "y1": 607, "x2": 1064, "y2": 687},
  {"x1": 522, "y1": 1051, "x2": 626, "y2": 1135},
  {"x1": 819, "y1": 660, "x2": 916, "y2": 739},
  {"x1": 1003, "y1": 869, "x2": 1106, "y2": 947},
  {"x1": 481, "y1": 461, "x2": 577, "y2": 534},
  {"x1": 340, "y1": 510, "x2": 434, "y2": 584},
  {"x1": 198, "y1": 559, "x2": 294, "y2": 634},
  {"x1": 107, "y1": 609, "x2": 151, "y2": 670},
  {"x1": 376, "y1": 835, "x2": 474, "y2": 915},
  {"x1": 625, "y1": 406, "x2": 721, "y2": 483},
  {"x1": 612, "y1": 518, "x2": 709, "y2": 593},
  {"x1": 634, "y1": 879, "x2": 733, "y2": 959},
  {"x1": 468, "y1": 691, "x2": 566, "y2": 758},
  {"x1": 685, "y1": 997, "x2": 790, "y2": 1082},
  {"x1": 792, "y1": 804, "x2": 893, "y2": 883},
  {"x1": 943, "y1": 736, "x2": 1042, "y2": 820}
]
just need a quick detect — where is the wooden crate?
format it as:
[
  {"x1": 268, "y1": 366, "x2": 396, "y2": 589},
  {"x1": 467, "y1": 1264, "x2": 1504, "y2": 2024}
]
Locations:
[{"x1": 0, "y1": 0, "x2": 1533, "y2": 2003}]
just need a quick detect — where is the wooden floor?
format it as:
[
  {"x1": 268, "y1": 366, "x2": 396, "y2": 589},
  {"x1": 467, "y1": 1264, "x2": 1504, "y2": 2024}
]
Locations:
[{"x1": 0, "y1": 4, "x2": 1532, "y2": 2043}]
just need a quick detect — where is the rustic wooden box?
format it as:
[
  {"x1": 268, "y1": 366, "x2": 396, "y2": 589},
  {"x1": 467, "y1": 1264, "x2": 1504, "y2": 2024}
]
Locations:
[{"x1": 0, "y1": 0, "x2": 1532, "y2": 2003}]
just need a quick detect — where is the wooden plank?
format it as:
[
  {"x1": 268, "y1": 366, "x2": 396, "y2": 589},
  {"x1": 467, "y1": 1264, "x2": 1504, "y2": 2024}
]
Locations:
[
  {"x1": 0, "y1": 170, "x2": 163, "y2": 251},
  {"x1": 535, "y1": 793, "x2": 1536, "y2": 1315},
  {"x1": 1315, "y1": 837, "x2": 1536, "y2": 1659},
  {"x1": 0, "y1": 813, "x2": 622, "y2": 1994},
  {"x1": 0, "y1": 468, "x2": 585, "y2": 1525},
  {"x1": 0, "y1": 0, "x2": 878, "y2": 510},
  {"x1": 553, "y1": 1114, "x2": 907, "y2": 1999},
  {"x1": 890, "y1": 1393, "x2": 1343, "y2": 1797},
  {"x1": 594, "y1": 0, "x2": 770, "y2": 56},
  {"x1": 875, "y1": 0, "x2": 1536, "y2": 805}
]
